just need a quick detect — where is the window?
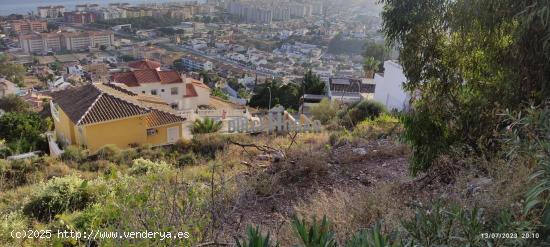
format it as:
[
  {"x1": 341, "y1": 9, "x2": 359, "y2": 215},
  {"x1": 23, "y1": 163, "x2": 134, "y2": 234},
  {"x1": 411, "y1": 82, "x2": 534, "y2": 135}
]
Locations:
[
  {"x1": 142, "y1": 91, "x2": 145, "y2": 94},
  {"x1": 146, "y1": 128, "x2": 158, "y2": 136},
  {"x1": 161, "y1": 89, "x2": 165, "y2": 92},
  {"x1": 151, "y1": 89, "x2": 157, "y2": 95},
  {"x1": 171, "y1": 87, "x2": 178, "y2": 95},
  {"x1": 170, "y1": 103, "x2": 178, "y2": 109}
]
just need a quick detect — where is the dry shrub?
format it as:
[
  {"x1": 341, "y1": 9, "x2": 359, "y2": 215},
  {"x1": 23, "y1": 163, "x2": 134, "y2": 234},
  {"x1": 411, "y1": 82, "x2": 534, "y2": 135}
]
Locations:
[
  {"x1": 252, "y1": 171, "x2": 281, "y2": 196},
  {"x1": 276, "y1": 146, "x2": 329, "y2": 184},
  {"x1": 42, "y1": 162, "x2": 72, "y2": 179},
  {"x1": 454, "y1": 156, "x2": 535, "y2": 217},
  {"x1": 293, "y1": 189, "x2": 372, "y2": 242}
]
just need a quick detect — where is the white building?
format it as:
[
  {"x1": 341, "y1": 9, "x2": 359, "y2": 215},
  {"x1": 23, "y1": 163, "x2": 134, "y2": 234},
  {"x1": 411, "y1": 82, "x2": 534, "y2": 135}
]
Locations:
[
  {"x1": 111, "y1": 60, "x2": 211, "y2": 110},
  {"x1": 181, "y1": 55, "x2": 213, "y2": 72},
  {"x1": 373, "y1": 60, "x2": 410, "y2": 111}
]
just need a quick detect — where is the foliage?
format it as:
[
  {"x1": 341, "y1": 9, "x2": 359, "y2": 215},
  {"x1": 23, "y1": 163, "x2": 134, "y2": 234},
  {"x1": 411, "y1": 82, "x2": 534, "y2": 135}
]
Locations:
[
  {"x1": 400, "y1": 202, "x2": 533, "y2": 246},
  {"x1": 379, "y1": 0, "x2": 550, "y2": 174},
  {"x1": 95, "y1": 144, "x2": 122, "y2": 163},
  {"x1": 362, "y1": 57, "x2": 380, "y2": 78},
  {"x1": 23, "y1": 175, "x2": 96, "y2": 222},
  {"x1": 302, "y1": 70, "x2": 325, "y2": 95},
  {"x1": 328, "y1": 33, "x2": 367, "y2": 55},
  {"x1": 61, "y1": 145, "x2": 88, "y2": 164},
  {"x1": 96, "y1": 16, "x2": 181, "y2": 30},
  {"x1": 310, "y1": 98, "x2": 341, "y2": 124},
  {"x1": 353, "y1": 113, "x2": 402, "y2": 140},
  {"x1": 338, "y1": 100, "x2": 387, "y2": 128},
  {"x1": 362, "y1": 41, "x2": 388, "y2": 67},
  {"x1": 128, "y1": 158, "x2": 171, "y2": 176},
  {"x1": 249, "y1": 79, "x2": 301, "y2": 110},
  {"x1": 503, "y1": 105, "x2": 550, "y2": 228},
  {"x1": 177, "y1": 152, "x2": 197, "y2": 167},
  {"x1": 235, "y1": 226, "x2": 279, "y2": 247},
  {"x1": 191, "y1": 133, "x2": 228, "y2": 158},
  {"x1": 345, "y1": 223, "x2": 402, "y2": 247},
  {"x1": 211, "y1": 87, "x2": 230, "y2": 100},
  {"x1": 0, "y1": 112, "x2": 50, "y2": 155},
  {"x1": 0, "y1": 95, "x2": 30, "y2": 113},
  {"x1": 292, "y1": 215, "x2": 337, "y2": 247},
  {"x1": 191, "y1": 118, "x2": 223, "y2": 135},
  {"x1": 0, "y1": 54, "x2": 25, "y2": 84}
]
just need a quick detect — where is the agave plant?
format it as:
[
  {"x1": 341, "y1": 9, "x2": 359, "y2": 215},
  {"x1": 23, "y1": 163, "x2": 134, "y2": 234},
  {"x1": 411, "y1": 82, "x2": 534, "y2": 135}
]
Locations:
[
  {"x1": 235, "y1": 226, "x2": 279, "y2": 247},
  {"x1": 191, "y1": 117, "x2": 223, "y2": 134},
  {"x1": 292, "y1": 215, "x2": 337, "y2": 247},
  {"x1": 346, "y1": 223, "x2": 403, "y2": 247}
]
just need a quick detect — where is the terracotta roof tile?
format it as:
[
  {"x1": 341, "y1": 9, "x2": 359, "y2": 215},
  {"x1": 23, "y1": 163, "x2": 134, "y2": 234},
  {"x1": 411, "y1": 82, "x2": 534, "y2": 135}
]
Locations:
[
  {"x1": 111, "y1": 69, "x2": 184, "y2": 86},
  {"x1": 51, "y1": 83, "x2": 186, "y2": 126},
  {"x1": 184, "y1": 83, "x2": 198, "y2": 98},
  {"x1": 128, "y1": 59, "x2": 161, "y2": 70}
]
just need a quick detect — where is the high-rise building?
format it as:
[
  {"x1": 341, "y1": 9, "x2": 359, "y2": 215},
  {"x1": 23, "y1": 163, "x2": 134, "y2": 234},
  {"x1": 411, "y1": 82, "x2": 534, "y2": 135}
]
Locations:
[
  {"x1": 37, "y1": 6, "x2": 66, "y2": 18},
  {"x1": 64, "y1": 11, "x2": 98, "y2": 24},
  {"x1": 19, "y1": 31, "x2": 114, "y2": 54}
]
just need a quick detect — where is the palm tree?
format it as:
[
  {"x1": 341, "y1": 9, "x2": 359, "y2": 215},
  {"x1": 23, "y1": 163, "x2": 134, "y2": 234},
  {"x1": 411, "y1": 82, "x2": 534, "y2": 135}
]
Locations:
[
  {"x1": 363, "y1": 57, "x2": 380, "y2": 79},
  {"x1": 191, "y1": 117, "x2": 223, "y2": 134}
]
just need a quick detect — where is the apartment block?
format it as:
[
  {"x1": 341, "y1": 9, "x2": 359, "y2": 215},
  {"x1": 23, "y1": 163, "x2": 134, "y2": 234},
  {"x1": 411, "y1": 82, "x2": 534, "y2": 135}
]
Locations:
[
  {"x1": 64, "y1": 11, "x2": 98, "y2": 24},
  {"x1": 37, "y1": 6, "x2": 66, "y2": 18},
  {"x1": 7, "y1": 20, "x2": 48, "y2": 34},
  {"x1": 181, "y1": 55, "x2": 214, "y2": 72},
  {"x1": 19, "y1": 31, "x2": 114, "y2": 54}
]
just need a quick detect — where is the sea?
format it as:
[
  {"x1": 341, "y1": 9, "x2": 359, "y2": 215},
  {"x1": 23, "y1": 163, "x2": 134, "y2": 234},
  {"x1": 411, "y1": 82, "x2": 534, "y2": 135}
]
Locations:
[{"x1": 0, "y1": 0, "x2": 205, "y2": 16}]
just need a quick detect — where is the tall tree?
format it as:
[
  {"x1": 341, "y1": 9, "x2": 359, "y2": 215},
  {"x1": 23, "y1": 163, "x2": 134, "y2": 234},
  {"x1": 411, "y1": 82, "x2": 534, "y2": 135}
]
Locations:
[
  {"x1": 380, "y1": 0, "x2": 550, "y2": 174},
  {"x1": 0, "y1": 54, "x2": 25, "y2": 85},
  {"x1": 302, "y1": 70, "x2": 325, "y2": 95}
]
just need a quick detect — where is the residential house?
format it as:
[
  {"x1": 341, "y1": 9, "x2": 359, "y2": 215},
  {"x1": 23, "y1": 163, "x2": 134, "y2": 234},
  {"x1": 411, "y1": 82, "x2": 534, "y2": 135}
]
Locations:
[
  {"x1": 111, "y1": 59, "x2": 211, "y2": 110},
  {"x1": 50, "y1": 83, "x2": 187, "y2": 152},
  {"x1": 373, "y1": 60, "x2": 410, "y2": 111},
  {"x1": 327, "y1": 77, "x2": 375, "y2": 104}
]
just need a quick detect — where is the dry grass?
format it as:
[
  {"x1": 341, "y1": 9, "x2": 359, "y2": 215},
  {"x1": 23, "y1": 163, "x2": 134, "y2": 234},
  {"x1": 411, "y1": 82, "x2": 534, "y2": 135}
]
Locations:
[{"x1": 293, "y1": 189, "x2": 371, "y2": 241}]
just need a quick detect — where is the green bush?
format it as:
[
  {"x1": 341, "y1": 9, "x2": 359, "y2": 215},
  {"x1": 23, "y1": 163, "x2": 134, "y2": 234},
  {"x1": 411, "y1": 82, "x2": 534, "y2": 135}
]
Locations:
[
  {"x1": 95, "y1": 144, "x2": 122, "y2": 163},
  {"x1": 0, "y1": 211, "x2": 28, "y2": 244},
  {"x1": 128, "y1": 158, "x2": 170, "y2": 176},
  {"x1": 402, "y1": 109, "x2": 449, "y2": 176},
  {"x1": 177, "y1": 152, "x2": 197, "y2": 167},
  {"x1": 339, "y1": 100, "x2": 387, "y2": 128},
  {"x1": 23, "y1": 175, "x2": 96, "y2": 222},
  {"x1": 192, "y1": 133, "x2": 228, "y2": 158},
  {"x1": 61, "y1": 145, "x2": 88, "y2": 163},
  {"x1": 235, "y1": 226, "x2": 279, "y2": 247},
  {"x1": 0, "y1": 159, "x2": 40, "y2": 188},
  {"x1": 352, "y1": 113, "x2": 402, "y2": 140},
  {"x1": 310, "y1": 98, "x2": 341, "y2": 124}
]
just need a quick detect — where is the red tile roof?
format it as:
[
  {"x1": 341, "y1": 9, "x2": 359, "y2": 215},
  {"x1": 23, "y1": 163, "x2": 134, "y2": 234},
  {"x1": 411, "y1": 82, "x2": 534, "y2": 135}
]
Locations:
[
  {"x1": 128, "y1": 59, "x2": 161, "y2": 70},
  {"x1": 191, "y1": 79, "x2": 210, "y2": 89},
  {"x1": 184, "y1": 83, "x2": 198, "y2": 98},
  {"x1": 51, "y1": 83, "x2": 186, "y2": 126},
  {"x1": 111, "y1": 70, "x2": 183, "y2": 87}
]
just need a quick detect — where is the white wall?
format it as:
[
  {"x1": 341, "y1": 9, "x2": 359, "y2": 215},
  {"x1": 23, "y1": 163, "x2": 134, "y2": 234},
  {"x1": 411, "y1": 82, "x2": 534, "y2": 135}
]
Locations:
[
  {"x1": 121, "y1": 82, "x2": 187, "y2": 109},
  {"x1": 374, "y1": 61, "x2": 410, "y2": 111}
]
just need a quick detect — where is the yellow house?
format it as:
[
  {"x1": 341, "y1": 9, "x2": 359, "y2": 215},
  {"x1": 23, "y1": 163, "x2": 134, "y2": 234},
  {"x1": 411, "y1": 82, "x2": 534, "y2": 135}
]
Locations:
[{"x1": 50, "y1": 83, "x2": 187, "y2": 152}]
